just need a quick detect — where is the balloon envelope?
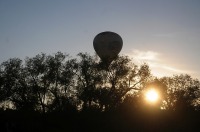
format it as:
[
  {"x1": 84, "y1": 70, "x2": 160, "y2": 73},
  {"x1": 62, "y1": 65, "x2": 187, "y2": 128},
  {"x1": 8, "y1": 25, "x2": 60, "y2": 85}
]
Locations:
[{"x1": 93, "y1": 31, "x2": 123, "y2": 64}]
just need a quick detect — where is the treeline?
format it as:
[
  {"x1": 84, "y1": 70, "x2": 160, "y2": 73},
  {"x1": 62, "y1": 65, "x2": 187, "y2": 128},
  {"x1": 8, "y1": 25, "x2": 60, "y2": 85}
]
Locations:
[
  {"x1": 0, "y1": 51, "x2": 199, "y2": 113},
  {"x1": 1, "y1": 52, "x2": 200, "y2": 131}
]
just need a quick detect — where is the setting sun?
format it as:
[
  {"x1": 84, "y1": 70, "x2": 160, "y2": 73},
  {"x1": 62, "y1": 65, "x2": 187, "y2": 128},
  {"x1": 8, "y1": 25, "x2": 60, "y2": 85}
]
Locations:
[{"x1": 145, "y1": 89, "x2": 159, "y2": 103}]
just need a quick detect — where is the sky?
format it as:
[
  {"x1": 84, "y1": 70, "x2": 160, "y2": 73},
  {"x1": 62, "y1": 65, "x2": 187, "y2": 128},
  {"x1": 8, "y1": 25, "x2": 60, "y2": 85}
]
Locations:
[{"x1": 0, "y1": 0, "x2": 200, "y2": 79}]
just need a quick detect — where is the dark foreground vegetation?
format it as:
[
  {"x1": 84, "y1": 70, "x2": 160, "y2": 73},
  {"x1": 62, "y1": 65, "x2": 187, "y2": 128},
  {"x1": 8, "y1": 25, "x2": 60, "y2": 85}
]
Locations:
[
  {"x1": 1, "y1": 108, "x2": 200, "y2": 132},
  {"x1": 0, "y1": 52, "x2": 200, "y2": 132}
]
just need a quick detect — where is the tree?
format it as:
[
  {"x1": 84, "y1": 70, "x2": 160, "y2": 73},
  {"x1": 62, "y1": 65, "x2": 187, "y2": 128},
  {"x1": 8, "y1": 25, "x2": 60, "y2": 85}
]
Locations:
[
  {"x1": 27, "y1": 52, "x2": 77, "y2": 112},
  {"x1": 0, "y1": 52, "x2": 78, "y2": 112},
  {"x1": 45, "y1": 52, "x2": 77, "y2": 112},
  {"x1": 25, "y1": 53, "x2": 48, "y2": 112},
  {"x1": 75, "y1": 53, "x2": 102, "y2": 110},
  {"x1": 0, "y1": 64, "x2": 5, "y2": 103},
  {"x1": 0, "y1": 58, "x2": 38, "y2": 111},
  {"x1": 143, "y1": 79, "x2": 167, "y2": 110},
  {"x1": 160, "y1": 74, "x2": 200, "y2": 111},
  {"x1": 76, "y1": 54, "x2": 151, "y2": 111},
  {"x1": 2, "y1": 51, "x2": 199, "y2": 114}
]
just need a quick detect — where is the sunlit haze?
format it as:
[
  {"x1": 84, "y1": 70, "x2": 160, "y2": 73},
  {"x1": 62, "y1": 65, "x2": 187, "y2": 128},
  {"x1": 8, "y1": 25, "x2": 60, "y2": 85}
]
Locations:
[
  {"x1": 1, "y1": 0, "x2": 200, "y2": 79},
  {"x1": 145, "y1": 89, "x2": 159, "y2": 103}
]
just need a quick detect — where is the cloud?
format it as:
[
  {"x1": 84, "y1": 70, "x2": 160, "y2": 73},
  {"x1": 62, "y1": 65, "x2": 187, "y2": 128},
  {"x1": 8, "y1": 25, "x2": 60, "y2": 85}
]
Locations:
[
  {"x1": 129, "y1": 50, "x2": 160, "y2": 63},
  {"x1": 127, "y1": 49, "x2": 190, "y2": 77},
  {"x1": 162, "y1": 65, "x2": 186, "y2": 73}
]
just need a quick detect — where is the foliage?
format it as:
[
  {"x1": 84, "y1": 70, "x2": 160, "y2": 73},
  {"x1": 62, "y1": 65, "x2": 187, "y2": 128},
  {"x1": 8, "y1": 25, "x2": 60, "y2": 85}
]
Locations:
[
  {"x1": 160, "y1": 75, "x2": 200, "y2": 111},
  {"x1": 1, "y1": 52, "x2": 200, "y2": 132},
  {"x1": 0, "y1": 52, "x2": 199, "y2": 113}
]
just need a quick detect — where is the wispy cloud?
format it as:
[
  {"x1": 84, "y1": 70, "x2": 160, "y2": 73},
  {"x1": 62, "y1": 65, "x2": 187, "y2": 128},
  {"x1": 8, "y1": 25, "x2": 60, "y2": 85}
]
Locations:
[
  {"x1": 127, "y1": 49, "x2": 190, "y2": 77},
  {"x1": 162, "y1": 65, "x2": 186, "y2": 73},
  {"x1": 130, "y1": 50, "x2": 160, "y2": 62}
]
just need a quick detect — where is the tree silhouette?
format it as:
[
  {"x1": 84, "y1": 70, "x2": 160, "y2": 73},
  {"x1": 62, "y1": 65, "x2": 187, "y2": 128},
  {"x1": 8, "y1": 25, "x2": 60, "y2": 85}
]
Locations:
[
  {"x1": 25, "y1": 53, "x2": 48, "y2": 112},
  {"x1": 75, "y1": 54, "x2": 152, "y2": 111},
  {"x1": 0, "y1": 58, "x2": 38, "y2": 111},
  {"x1": 0, "y1": 52, "x2": 199, "y2": 113},
  {"x1": 25, "y1": 52, "x2": 78, "y2": 112},
  {"x1": 0, "y1": 52, "x2": 200, "y2": 132},
  {"x1": 75, "y1": 53, "x2": 101, "y2": 111},
  {"x1": 160, "y1": 74, "x2": 200, "y2": 111},
  {"x1": 43, "y1": 52, "x2": 74, "y2": 112}
]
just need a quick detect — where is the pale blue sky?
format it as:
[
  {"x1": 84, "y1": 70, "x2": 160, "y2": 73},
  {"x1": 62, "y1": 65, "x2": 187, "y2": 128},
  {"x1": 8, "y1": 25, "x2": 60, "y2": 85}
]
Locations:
[{"x1": 0, "y1": 0, "x2": 200, "y2": 79}]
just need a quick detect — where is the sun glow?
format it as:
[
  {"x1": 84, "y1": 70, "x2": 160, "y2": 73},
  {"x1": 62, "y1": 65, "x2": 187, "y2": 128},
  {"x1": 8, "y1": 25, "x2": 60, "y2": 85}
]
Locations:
[{"x1": 145, "y1": 89, "x2": 159, "y2": 103}]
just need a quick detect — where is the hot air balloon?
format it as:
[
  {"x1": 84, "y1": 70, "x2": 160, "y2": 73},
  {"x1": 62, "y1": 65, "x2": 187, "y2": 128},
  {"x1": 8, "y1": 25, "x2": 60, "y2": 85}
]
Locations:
[{"x1": 93, "y1": 31, "x2": 123, "y2": 66}]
